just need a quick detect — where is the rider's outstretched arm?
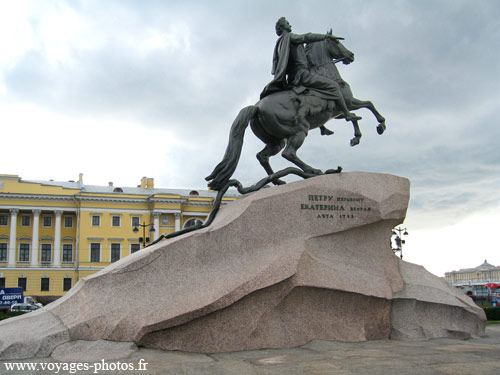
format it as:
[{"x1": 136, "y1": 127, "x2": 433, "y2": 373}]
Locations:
[
  {"x1": 292, "y1": 32, "x2": 343, "y2": 44},
  {"x1": 291, "y1": 32, "x2": 327, "y2": 44}
]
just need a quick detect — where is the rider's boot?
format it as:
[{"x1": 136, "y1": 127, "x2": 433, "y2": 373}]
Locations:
[
  {"x1": 344, "y1": 112, "x2": 362, "y2": 122},
  {"x1": 336, "y1": 97, "x2": 362, "y2": 122}
]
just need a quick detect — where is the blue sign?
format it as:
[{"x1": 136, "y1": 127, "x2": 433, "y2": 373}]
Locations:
[{"x1": 0, "y1": 287, "x2": 23, "y2": 306}]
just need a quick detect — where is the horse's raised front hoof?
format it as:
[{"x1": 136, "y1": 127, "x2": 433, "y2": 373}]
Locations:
[
  {"x1": 325, "y1": 166, "x2": 342, "y2": 174},
  {"x1": 377, "y1": 123, "x2": 386, "y2": 135},
  {"x1": 350, "y1": 137, "x2": 360, "y2": 147}
]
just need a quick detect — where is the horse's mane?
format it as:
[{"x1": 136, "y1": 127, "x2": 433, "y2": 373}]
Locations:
[{"x1": 306, "y1": 37, "x2": 342, "y2": 82}]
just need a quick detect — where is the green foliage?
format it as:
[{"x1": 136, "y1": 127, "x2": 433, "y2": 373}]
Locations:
[
  {"x1": 0, "y1": 311, "x2": 25, "y2": 321},
  {"x1": 483, "y1": 307, "x2": 500, "y2": 321},
  {"x1": 475, "y1": 302, "x2": 491, "y2": 308}
]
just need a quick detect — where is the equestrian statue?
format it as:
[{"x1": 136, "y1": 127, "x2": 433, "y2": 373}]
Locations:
[
  {"x1": 152, "y1": 17, "x2": 387, "y2": 242},
  {"x1": 206, "y1": 17, "x2": 386, "y2": 192}
]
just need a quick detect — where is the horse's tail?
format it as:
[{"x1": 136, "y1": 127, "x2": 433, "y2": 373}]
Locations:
[{"x1": 205, "y1": 105, "x2": 258, "y2": 191}]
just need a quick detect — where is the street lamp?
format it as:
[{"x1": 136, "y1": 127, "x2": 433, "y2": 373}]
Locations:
[
  {"x1": 133, "y1": 222, "x2": 156, "y2": 248},
  {"x1": 391, "y1": 226, "x2": 408, "y2": 259}
]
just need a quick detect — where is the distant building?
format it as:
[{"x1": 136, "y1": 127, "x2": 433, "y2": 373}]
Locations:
[
  {"x1": 445, "y1": 260, "x2": 500, "y2": 298},
  {"x1": 0, "y1": 174, "x2": 237, "y2": 303}
]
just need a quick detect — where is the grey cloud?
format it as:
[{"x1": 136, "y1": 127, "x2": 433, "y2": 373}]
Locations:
[{"x1": 2, "y1": 0, "x2": 499, "y2": 231}]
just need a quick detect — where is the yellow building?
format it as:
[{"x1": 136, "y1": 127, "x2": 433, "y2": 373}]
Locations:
[{"x1": 0, "y1": 174, "x2": 237, "y2": 303}]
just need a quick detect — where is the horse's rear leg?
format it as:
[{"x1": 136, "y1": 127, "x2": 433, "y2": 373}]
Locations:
[
  {"x1": 349, "y1": 98, "x2": 386, "y2": 134},
  {"x1": 256, "y1": 141, "x2": 286, "y2": 185},
  {"x1": 282, "y1": 131, "x2": 322, "y2": 175}
]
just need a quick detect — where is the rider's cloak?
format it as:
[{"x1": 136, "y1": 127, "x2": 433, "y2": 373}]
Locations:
[{"x1": 260, "y1": 33, "x2": 292, "y2": 99}]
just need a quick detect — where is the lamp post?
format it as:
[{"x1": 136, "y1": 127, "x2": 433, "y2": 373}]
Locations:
[
  {"x1": 391, "y1": 226, "x2": 408, "y2": 259},
  {"x1": 133, "y1": 222, "x2": 156, "y2": 248}
]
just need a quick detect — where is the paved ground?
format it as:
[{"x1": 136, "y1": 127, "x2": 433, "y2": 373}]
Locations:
[{"x1": 1, "y1": 326, "x2": 499, "y2": 374}]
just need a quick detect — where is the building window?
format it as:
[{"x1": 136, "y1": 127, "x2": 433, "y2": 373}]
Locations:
[
  {"x1": 161, "y1": 215, "x2": 171, "y2": 225},
  {"x1": 63, "y1": 244, "x2": 73, "y2": 262},
  {"x1": 92, "y1": 215, "x2": 100, "y2": 227},
  {"x1": 90, "y1": 243, "x2": 101, "y2": 262},
  {"x1": 63, "y1": 278, "x2": 72, "y2": 291},
  {"x1": 0, "y1": 243, "x2": 7, "y2": 262},
  {"x1": 18, "y1": 277, "x2": 27, "y2": 291},
  {"x1": 132, "y1": 216, "x2": 140, "y2": 227},
  {"x1": 43, "y1": 216, "x2": 52, "y2": 227},
  {"x1": 64, "y1": 216, "x2": 73, "y2": 228},
  {"x1": 0, "y1": 277, "x2": 5, "y2": 288},
  {"x1": 41, "y1": 244, "x2": 52, "y2": 263},
  {"x1": 21, "y1": 215, "x2": 31, "y2": 227},
  {"x1": 19, "y1": 244, "x2": 30, "y2": 262},
  {"x1": 41, "y1": 278, "x2": 50, "y2": 291},
  {"x1": 112, "y1": 216, "x2": 121, "y2": 227},
  {"x1": 130, "y1": 243, "x2": 140, "y2": 254},
  {"x1": 111, "y1": 243, "x2": 121, "y2": 262},
  {"x1": 0, "y1": 215, "x2": 7, "y2": 226}
]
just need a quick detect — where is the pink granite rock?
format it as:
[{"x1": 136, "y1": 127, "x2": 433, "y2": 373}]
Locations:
[
  {"x1": 391, "y1": 261, "x2": 486, "y2": 339},
  {"x1": 0, "y1": 173, "x2": 486, "y2": 358}
]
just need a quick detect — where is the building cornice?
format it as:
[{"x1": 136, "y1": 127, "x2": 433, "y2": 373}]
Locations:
[
  {"x1": 76, "y1": 195, "x2": 187, "y2": 205},
  {"x1": 0, "y1": 193, "x2": 75, "y2": 202},
  {"x1": 1, "y1": 192, "x2": 230, "y2": 207},
  {"x1": 76, "y1": 195, "x2": 149, "y2": 204},
  {"x1": 77, "y1": 267, "x2": 105, "y2": 271},
  {"x1": 149, "y1": 197, "x2": 187, "y2": 204},
  {"x1": 182, "y1": 201, "x2": 213, "y2": 208},
  {"x1": 0, "y1": 267, "x2": 77, "y2": 271}
]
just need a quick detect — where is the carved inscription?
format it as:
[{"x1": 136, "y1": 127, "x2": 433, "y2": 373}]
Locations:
[{"x1": 300, "y1": 194, "x2": 372, "y2": 220}]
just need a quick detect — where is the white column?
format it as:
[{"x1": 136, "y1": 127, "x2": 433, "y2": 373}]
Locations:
[
  {"x1": 152, "y1": 212, "x2": 160, "y2": 240},
  {"x1": 30, "y1": 210, "x2": 41, "y2": 267},
  {"x1": 174, "y1": 213, "x2": 181, "y2": 232},
  {"x1": 8, "y1": 209, "x2": 18, "y2": 267},
  {"x1": 53, "y1": 210, "x2": 62, "y2": 267}
]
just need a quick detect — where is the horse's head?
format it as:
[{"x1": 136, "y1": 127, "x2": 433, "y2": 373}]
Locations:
[{"x1": 325, "y1": 29, "x2": 354, "y2": 65}]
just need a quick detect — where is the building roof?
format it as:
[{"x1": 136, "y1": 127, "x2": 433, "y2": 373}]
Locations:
[
  {"x1": 80, "y1": 184, "x2": 227, "y2": 198},
  {"x1": 18, "y1": 176, "x2": 238, "y2": 198},
  {"x1": 475, "y1": 259, "x2": 496, "y2": 269},
  {"x1": 24, "y1": 179, "x2": 82, "y2": 190},
  {"x1": 450, "y1": 259, "x2": 500, "y2": 274}
]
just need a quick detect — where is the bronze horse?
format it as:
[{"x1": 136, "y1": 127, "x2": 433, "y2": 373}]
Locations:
[
  {"x1": 206, "y1": 34, "x2": 386, "y2": 191},
  {"x1": 307, "y1": 29, "x2": 386, "y2": 146}
]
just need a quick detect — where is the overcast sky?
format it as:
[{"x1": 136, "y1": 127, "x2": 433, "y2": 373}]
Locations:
[{"x1": 1, "y1": 0, "x2": 499, "y2": 276}]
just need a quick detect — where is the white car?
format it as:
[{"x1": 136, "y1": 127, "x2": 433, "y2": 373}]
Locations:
[
  {"x1": 24, "y1": 296, "x2": 43, "y2": 308},
  {"x1": 9, "y1": 303, "x2": 40, "y2": 313}
]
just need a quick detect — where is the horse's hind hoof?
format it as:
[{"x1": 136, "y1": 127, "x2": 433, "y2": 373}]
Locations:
[
  {"x1": 377, "y1": 123, "x2": 386, "y2": 135},
  {"x1": 350, "y1": 137, "x2": 360, "y2": 147}
]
